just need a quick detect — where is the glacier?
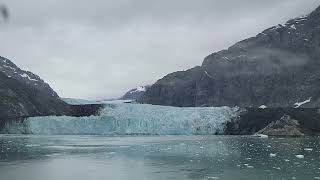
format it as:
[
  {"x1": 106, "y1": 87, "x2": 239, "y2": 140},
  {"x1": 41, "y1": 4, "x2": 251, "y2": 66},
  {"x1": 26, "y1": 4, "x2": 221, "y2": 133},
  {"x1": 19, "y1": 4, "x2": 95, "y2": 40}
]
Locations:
[{"x1": 3, "y1": 101, "x2": 240, "y2": 135}]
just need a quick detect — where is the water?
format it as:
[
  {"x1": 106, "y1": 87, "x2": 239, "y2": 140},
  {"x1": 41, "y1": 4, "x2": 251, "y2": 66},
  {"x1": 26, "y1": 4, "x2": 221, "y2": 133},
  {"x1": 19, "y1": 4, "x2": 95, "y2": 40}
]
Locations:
[{"x1": 0, "y1": 135, "x2": 320, "y2": 180}]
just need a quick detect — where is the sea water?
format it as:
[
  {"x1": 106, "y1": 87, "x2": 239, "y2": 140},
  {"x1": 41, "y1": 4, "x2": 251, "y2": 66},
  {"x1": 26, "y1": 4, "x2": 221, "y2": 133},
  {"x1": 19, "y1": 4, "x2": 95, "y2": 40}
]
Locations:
[{"x1": 0, "y1": 135, "x2": 319, "y2": 180}]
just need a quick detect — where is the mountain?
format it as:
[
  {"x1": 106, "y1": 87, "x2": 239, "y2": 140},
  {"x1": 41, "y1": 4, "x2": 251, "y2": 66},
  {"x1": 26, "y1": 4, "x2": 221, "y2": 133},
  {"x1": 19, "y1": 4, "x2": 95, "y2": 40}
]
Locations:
[
  {"x1": 142, "y1": 6, "x2": 320, "y2": 108},
  {"x1": 0, "y1": 56, "x2": 103, "y2": 121},
  {"x1": 120, "y1": 85, "x2": 150, "y2": 101}
]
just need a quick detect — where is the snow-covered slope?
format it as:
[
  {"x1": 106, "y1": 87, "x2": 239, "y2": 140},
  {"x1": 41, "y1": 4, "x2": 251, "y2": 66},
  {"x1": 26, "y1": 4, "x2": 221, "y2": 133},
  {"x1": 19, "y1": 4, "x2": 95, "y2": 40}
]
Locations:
[
  {"x1": 4, "y1": 102, "x2": 239, "y2": 135},
  {"x1": 0, "y1": 56, "x2": 58, "y2": 97},
  {"x1": 120, "y1": 85, "x2": 150, "y2": 101},
  {"x1": 0, "y1": 56, "x2": 76, "y2": 120}
]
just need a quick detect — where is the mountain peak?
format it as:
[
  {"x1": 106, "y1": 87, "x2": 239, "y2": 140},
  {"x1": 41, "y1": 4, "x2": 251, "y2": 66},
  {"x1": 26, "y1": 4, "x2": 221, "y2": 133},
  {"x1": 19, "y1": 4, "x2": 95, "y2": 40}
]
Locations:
[{"x1": 143, "y1": 4, "x2": 320, "y2": 107}]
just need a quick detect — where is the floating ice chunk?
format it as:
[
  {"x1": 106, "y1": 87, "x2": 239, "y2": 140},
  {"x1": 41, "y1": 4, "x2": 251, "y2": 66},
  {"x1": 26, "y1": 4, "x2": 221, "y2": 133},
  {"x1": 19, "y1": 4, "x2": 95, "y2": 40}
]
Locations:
[
  {"x1": 26, "y1": 144, "x2": 40, "y2": 147},
  {"x1": 295, "y1": 155, "x2": 304, "y2": 159},
  {"x1": 304, "y1": 148, "x2": 313, "y2": 151},
  {"x1": 253, "y1": 134, "x2": 268, "y2": 138},
  {"x1": 294, "y1": 97, "x2": 312, "y2": 108},
  {"x1": 207, "y1": 176, "x2": 219, "y2": 179},
  {"x1": 314, "y1": 177, "x2": 320, "y2": 179},
  {"x1": 244, "y1": 164, "x2": 254, "y2": 168},
  {"x1": 259, "y1": 105, "x2": 267, "y2": 109},
  {"x1": 270, "y1": 153, "x2": 277, "y2": 157}
]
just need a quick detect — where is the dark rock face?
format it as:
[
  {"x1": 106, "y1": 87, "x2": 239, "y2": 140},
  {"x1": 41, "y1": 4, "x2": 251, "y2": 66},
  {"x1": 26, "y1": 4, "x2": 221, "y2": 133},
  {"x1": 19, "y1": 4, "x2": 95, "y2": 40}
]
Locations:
[
  {"x1": 0, "y1": 56, "x2": 104, "y2": 124},
  {"x1": 120, "y1": 86, "x2": 150, "y2": 101},
  {"x1": 224, "y1": 108, "x2": 320, "y2": 135},
  {"x1": 0, "y1": 56, "x2": 58, "y2": 98},
  {"x1": 256, "y1": 115, "x2": 304, "y2": 137},
  {"x1": 0, "y1": 71, "x2": 70, "y2": 119},
  {"x1": 142, "y1": 6, "x2": 320, "y2": 108},
  {"x1": 70, "y1": 104, "x2": 104, "y2": 117}
]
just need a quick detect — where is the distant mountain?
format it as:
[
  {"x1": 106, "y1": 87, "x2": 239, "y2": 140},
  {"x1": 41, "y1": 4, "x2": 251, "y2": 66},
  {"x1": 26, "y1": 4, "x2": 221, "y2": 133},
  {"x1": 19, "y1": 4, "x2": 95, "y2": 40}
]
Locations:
[
  {"x1": 120, "y1": 85, "x2": 150, "y2": 101},
  {"x1": 142, "y1": 5, "x2": 320, "y2": 108},
  {"x1": 0, "y1": 56, "x2": 103, "y2": 121}
]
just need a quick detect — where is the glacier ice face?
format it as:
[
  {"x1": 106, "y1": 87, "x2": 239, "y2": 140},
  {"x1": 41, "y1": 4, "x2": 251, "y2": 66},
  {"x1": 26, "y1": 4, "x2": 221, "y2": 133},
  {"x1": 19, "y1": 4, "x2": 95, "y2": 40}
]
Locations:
[
  {"x1": 21, "y1": 103, "x2": 239, "y2": 135},
  {"x1": 61, "y1": 98, "x2": 101, "y2": 105}
]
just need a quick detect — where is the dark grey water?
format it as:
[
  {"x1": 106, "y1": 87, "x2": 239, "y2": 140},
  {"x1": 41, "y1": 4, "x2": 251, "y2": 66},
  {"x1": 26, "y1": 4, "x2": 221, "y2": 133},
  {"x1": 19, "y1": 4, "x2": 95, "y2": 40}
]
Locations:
[{"x1": 0, "y1": 135, "x2": 319, "y2": 180}]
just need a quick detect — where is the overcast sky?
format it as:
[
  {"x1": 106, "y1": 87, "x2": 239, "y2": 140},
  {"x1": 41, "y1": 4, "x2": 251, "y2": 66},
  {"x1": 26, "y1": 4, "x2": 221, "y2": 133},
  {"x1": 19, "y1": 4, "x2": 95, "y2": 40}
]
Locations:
[{"x1": 0, "y1": 0, "x2": 319, "y2": 100}]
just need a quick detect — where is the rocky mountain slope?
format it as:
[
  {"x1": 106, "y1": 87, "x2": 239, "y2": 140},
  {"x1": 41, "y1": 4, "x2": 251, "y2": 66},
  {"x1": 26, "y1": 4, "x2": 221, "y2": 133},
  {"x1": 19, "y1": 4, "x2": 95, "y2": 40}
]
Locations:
[
  {"x1": 120, "y1": 85, "x2": 150, "y2": 101},
  {"x1": 225, "y1": 107, "x2": 320, "y2": 135},
  {"x1": 0, "y1": 56, "x2": 103, "y2": 122},
  {"x1": 142, "y1": 6, "x2": 320, "y2": 108}
]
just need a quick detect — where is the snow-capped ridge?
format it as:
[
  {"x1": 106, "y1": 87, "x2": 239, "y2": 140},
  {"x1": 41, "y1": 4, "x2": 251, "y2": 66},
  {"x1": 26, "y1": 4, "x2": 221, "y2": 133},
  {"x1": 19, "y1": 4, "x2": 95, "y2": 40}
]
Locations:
[
  {"x1": 0, "y1": 56, "x2": 58, "y2": 97},
  {"x1": 130, "y1": 86, "x2": 146, "y2": 94}
]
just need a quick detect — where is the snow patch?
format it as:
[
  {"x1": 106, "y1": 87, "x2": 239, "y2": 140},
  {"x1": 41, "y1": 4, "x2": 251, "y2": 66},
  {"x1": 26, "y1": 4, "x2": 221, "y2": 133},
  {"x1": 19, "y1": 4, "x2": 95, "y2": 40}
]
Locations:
[
  {"x1": 20, "y1": 73, "x2": 38, "y2": 82},
  {"x1": 294, "y1": 97, "x2": 312, "y2": 108},
  {"x1": 2, "y1": 65, "x2": 16, "y2": 71},
  {"x1": 204, "y1": 70, "x2": 213, "y2": 79},
  {"x1": 290, "y1": 24, "x2": 297, "y2": 30},
  {"x1": 136, "y1": 86, "x2": 146, "y2": 92},
  {"x1": 259, "y1": 105, "x2": 267, "y2": 109},
  {"x1": 130, "y1": 86, "x2": 146, "y2": 94}
]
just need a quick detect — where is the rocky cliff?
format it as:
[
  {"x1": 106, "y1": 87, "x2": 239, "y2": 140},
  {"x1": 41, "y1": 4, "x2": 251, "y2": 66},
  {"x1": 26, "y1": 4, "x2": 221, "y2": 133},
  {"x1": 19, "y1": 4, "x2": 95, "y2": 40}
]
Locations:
[
  {"x1": 0, "y1": 56, "x2": 104, "y2": 123},
  {"x1": 224, "y1": 108, "x2": 320, "y2": 135},
  {"x1": 142, "y1": 6, "x2": 320, "y2": 108}
]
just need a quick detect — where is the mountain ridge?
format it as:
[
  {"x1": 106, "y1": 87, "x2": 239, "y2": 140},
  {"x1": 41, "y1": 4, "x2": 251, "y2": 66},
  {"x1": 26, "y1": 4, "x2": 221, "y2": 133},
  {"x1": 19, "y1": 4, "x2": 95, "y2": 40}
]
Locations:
[
  {"x1": 141, "y1": 5, "x2": 320, "y2": 108},
  {"x1": 0, "y1": 56, "x2": 104, "y2": 122}
]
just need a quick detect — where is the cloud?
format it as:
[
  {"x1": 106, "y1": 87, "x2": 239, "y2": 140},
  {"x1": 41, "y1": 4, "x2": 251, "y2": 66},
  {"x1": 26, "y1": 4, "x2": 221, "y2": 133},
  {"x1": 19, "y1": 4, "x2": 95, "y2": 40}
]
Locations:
[{"x1": 0, "y1": 0, "x2": 319, "y2": 99}]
